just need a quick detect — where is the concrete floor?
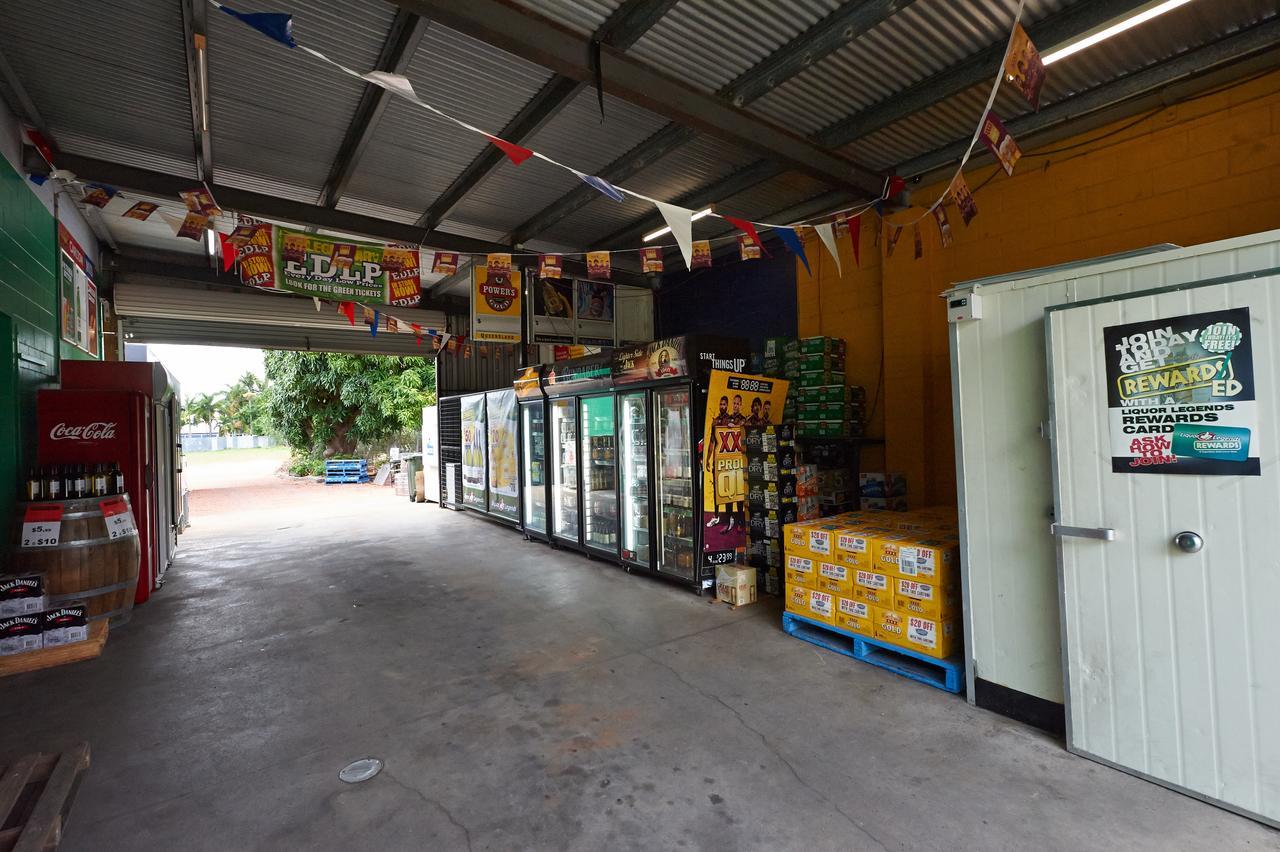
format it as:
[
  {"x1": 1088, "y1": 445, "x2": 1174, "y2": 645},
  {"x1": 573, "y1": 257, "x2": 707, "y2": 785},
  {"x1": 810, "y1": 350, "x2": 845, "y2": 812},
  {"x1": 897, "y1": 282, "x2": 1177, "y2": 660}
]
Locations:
[{"x1": 2, "y1": 489, "x2": 1277, "y2": 851}]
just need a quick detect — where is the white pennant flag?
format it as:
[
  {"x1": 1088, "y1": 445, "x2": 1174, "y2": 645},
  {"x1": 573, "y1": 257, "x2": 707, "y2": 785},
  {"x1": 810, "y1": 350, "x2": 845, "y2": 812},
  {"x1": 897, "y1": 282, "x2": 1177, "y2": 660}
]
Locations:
[
  {"x1": 654, "y1": 201, "x2": 694, "y2": 271},
  {"x1": 362, "y1": 71, "x2": 417, "y2": 102},
  {"x1": 159, "y1": 211, "x2": 185, "y2": 234},
  {"x1": 814, "y1": 222, "x2": 842, "y2": 277}
]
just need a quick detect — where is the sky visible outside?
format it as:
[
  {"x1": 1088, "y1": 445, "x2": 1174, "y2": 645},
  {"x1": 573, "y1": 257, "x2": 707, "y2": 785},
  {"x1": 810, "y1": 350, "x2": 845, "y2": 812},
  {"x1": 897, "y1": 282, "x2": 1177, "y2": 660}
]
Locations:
[{"x1": 144, "y1": 344, "x2": 265, "y2": 397}]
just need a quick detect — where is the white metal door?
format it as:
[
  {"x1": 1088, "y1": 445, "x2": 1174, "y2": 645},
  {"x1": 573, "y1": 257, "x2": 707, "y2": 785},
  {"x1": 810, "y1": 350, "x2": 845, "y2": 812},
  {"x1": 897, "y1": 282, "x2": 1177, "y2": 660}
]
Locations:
[{"x1": 1046, "y1": 271, "x2": 1280, "y2": 826}]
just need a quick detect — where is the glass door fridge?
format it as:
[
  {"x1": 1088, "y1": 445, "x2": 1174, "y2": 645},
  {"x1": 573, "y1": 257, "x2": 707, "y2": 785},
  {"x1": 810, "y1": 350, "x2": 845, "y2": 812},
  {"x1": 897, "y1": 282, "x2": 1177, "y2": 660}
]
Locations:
[
  {"x1": 618, "y1": 390, "x2": 652, "y2": 570},
  {"x1": 580, "y1": 394, "x2": 618, "y2": 559},
  {"x1": 549, "y1": 397, "x2": 581, "y2": 548},
  {"x1": 655, "y1": 387, "x2": 696, "y2": 584},
  {"x1": 520, "y1": 399, "x2": 547, "y2": 539}
]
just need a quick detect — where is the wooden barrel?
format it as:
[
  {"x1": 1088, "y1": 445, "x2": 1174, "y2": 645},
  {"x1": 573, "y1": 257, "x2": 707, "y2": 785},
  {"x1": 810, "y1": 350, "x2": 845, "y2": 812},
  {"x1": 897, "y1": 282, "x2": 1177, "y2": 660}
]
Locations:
[{"x1": 12, "y1": 496, "x2": 140, "y2": 626}]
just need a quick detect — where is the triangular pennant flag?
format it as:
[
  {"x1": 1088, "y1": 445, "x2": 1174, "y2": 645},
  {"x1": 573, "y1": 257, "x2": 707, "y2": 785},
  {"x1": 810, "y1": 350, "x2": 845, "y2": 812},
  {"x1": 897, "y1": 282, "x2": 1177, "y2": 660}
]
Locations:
[
  {"x1": 883, "y1": 175, "x2": 905, "y2": 200},
  {"x1": 913, "y1": 223, "x2": 923, "y2": 260},
  {"x1": 577, "y1": 172, "x2": 625, "y2": 202},
  {"x1": 775, "y1": 227, "x2": 810, "y2": 275},
  {"x1": 218, "y1": 5, "x2": 296, "y2": 48},
  {"x1": 486, "y1": 135, "x2": 534, "y2": 166},
  {"x1": 370, "y1": 311, "x2": 379, "y2": 337},
  {"x1": 849, "y1": 214, "x2": 861, "y2": 268},
  {"x1": 82, "y1": 184, "x2": 116, "y2": 208},
  {"x1": 654, "y1": 201, "x2": 694, "y2": 270},
  {"x1": 814, "y1": 222, "x2": 842, "y2": 277},
  {"x1": 411, "y1": 322, "x2": 422, "y2": 347},
  {"x1": 312, "y1": 297, "x2": 322, "y2": 312},
  {"x1": 341, "y1": 301, "x2": 356, "y2": 326},
  {"x1": 362, "y1": 71, "x2": 416, "y2": 101},
  {"x1": 722, "y1": 215, "x2": 770, "y2": 258},
  {"x1": 218, "y1": 232, "x2": 236, "y2": 272}
]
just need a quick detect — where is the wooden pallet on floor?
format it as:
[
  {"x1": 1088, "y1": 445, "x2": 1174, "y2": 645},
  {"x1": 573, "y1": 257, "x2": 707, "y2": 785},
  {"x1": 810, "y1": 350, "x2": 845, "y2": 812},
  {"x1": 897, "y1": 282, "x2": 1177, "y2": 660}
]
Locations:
[
  {"x1": 782, "y1": 612, "x2": 964, "y2": 694},
  {"x1": 0, "y1": 743, "x2": 91, "y2": 852},
  {"x1": 0, "y1": 622, "x2": 108, "y2": 679}
]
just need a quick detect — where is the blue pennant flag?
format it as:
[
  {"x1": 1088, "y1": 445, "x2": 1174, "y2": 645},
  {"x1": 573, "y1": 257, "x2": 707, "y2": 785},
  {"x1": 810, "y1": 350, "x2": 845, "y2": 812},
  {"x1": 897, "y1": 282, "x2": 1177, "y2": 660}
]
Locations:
[
  {"x1": 578, "y1": 173, "x2": 625, "y2": 203},
  {"x1": 371, "y1": 311, "x2": 379, "y2": 337},
  {"x1": 776, "y1": 227, "x2": 810, "y2": 275},
  {"x1": 28, "y1": 174, "x2": 47, "y2": 186},
  {"x1": 219, "y1": 5, "x2": 296, "y2": 48}
]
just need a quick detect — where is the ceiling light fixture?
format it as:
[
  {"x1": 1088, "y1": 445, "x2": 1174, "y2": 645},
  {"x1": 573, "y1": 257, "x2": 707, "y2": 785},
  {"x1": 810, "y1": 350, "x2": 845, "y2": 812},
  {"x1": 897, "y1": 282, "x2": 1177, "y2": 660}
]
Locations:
[
  {"x1": 643, "y1": 207, "x2": 714, "y2": 242},
  {"x1": 1040, "y1": 0, "x2": 1195, "y2": 66}
]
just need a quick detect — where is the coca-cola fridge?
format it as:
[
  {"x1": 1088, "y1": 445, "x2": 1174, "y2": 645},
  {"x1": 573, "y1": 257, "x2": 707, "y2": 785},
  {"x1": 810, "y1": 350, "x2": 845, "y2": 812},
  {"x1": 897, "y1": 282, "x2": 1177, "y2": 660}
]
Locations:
[{"x1": 37, "y1": 361, "x2": 185, "y2": 605}]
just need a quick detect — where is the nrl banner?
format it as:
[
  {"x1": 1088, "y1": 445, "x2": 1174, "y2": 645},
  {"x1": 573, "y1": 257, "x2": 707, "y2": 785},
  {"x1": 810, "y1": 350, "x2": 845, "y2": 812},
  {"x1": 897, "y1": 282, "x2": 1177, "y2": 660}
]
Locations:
[{"x1": 272, "y1": 226, "x2": 422, "y2": 307}]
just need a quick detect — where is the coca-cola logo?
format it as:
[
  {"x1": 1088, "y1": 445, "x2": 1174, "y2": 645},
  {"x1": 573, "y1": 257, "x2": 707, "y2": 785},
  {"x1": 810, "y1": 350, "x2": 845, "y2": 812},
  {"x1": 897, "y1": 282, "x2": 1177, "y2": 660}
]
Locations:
[{"x1": 49, "y1": 421, "x2": 117, "y2": 441}]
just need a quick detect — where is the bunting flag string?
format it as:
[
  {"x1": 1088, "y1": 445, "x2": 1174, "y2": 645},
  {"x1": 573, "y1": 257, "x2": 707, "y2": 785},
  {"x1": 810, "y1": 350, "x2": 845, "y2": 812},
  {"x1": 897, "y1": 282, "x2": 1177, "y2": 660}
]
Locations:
[
  {"x1": 775, "y1": 228, "x2": 810, "y2": 276},
  {"x1": 813, "y1": 222, "x2": 842, "y2": 277}
]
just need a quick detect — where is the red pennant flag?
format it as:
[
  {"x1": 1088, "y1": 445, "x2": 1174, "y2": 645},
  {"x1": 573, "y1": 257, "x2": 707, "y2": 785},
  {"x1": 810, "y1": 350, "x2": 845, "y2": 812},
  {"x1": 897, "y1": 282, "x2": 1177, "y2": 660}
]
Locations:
[
  {"x1": 883, "y1": 175, "x2": 905, "y2": 200},
  {"x1": 411, "y1": 322, "x2": 422, "y2": 347},
  {"x1": 218, "y1": 232, "x2": 236, "y2": 272},
  {"x1": 722, "y1": 215, "x2": 770, "y2": 258},
  {"x1": 849, "y1": 214, "x2": 861, "y2": 268},
  {"x1": 486, "y1": 135, "x2": 533, "y2": 165},
  {"x1": 340, "y1": 301, "x2": 355, "y2": 326}
]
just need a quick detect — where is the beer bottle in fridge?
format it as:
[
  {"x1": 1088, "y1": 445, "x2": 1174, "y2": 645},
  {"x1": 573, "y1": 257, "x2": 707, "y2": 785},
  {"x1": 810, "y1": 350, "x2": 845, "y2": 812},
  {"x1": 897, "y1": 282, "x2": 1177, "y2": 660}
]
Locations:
[
  {"x1": 24, "y1": 467, "x2": 42, "y2": 501},
  {"x1": 112, "y1": 462, "x2": 125, "y2": 496},
  {"x1": 44, "y1": 466, "x2": 62, "y2": 500}
]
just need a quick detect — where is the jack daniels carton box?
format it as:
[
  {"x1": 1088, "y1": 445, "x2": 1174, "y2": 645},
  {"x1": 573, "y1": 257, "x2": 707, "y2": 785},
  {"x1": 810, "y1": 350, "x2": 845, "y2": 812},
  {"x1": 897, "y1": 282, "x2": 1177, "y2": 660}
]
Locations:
[
  {"x1": 0, "y1": 614, "x2": 43, "y2": 656},
  {"x1": 0, "y1": 574, "x2": 47, "y2": 617},
  {"x1": 43, "y1": 602, "x2": 89, "y2": 647}
]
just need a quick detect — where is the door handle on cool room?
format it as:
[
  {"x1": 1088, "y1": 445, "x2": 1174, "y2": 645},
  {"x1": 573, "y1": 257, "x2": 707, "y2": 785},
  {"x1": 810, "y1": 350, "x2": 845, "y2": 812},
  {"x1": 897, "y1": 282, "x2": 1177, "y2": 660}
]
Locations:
[{"x1": 1050, "y1": 523, "x2": 1116, "y2": 541}]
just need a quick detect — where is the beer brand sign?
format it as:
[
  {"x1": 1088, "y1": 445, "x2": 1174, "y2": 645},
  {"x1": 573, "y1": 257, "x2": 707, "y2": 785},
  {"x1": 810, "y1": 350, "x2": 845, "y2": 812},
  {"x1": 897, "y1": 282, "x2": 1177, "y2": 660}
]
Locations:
[
  {"x1": 272, "y1": 226, "x2": 422, "y2": 306},
  {"x1": 471, "y1": 265, "x2": 523, "y2": 344}
]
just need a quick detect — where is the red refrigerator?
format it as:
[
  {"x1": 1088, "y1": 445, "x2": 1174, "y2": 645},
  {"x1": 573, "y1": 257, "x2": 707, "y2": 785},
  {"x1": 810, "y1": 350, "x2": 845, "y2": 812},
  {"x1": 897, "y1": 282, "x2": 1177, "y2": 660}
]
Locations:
[{"x1": 38, "y1": 361, "x2": 185, "y2": 605}]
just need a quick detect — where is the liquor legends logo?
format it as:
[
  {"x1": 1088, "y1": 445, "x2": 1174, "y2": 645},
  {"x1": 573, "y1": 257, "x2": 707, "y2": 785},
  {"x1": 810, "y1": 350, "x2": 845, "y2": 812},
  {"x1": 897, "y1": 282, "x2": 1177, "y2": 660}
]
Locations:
[
  {"x1": 480, "y1": 276, "x2": 518, "y2": 312},
  {"x1": 1192, "y1": 431, "x2": 1244, "y2": 453},
  {"x1": 49, "y1": 421, "x2": 117, "y2": 441}
]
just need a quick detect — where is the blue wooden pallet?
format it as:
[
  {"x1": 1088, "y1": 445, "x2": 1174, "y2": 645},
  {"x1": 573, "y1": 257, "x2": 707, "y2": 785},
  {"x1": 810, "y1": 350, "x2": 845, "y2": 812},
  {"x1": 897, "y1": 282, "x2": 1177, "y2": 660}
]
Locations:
[
  {"x1": 324, "y1": 473, "x2": 371, "y2": 484},
  {"x1": 325, "y1": 460, "x2": 368, "y2": 472},
  {"x1": 781, "y1": 612, "x2": 964, "y2": 694}
]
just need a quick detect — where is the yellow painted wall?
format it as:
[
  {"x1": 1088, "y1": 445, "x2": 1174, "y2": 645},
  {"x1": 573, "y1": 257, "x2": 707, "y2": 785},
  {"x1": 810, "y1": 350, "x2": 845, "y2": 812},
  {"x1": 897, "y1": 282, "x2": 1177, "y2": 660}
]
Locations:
[{"x1": 798, "y1": 68, "x2": 1280, "y2": 507}]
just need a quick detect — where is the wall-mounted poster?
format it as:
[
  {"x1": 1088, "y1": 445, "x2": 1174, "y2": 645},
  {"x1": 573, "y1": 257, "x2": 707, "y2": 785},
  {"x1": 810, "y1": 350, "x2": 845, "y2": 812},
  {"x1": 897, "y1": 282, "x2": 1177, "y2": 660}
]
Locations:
[
  {"x1": 273, "y1": 226, "x2": 421, "y2": 306},
  {"x1": 531, "y1": 276, "x2": 575, "y2": 344},
  {"x1": 460, "y1": 394, "x2": 488, "y2": 509},
  {"x1": 471, "y1": 265, "x2": 522, "y2": 343},
  {"x1": 486, "y1": 389, "x2": 519, "y2": 522},
  {"x1": 57, "y1": 224, "x2": 99, "y2": 356},
  {"x1": 1104, "y1": 307, "x2": 1258, "y2": 475},
  {"x1": 575, "y1": 279, "x2": 615, "y2": 347}
]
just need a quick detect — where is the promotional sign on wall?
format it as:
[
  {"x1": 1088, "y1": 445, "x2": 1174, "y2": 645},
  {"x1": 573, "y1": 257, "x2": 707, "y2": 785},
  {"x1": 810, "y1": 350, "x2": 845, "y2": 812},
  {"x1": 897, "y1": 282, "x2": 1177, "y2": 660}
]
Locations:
[
  {"x1": 461, "y1": 394, "x2": 488, "y2": 509},
  {"x1": 273, "y1": 226, "x2": 422, "y2": 306},
  {"x1": 471, "y1": 266, "x2": 522, "y2": 343},
  {"x1": 58, "y1": 224, "x2": 99, "y2": 356},
  {"x1": 531, "y1": 276, "x2": 575, "y2": 344},
  {"x1": 575, "y1": 280, "x2": 615, "y2": 346},
  {"x1": 612, "y1": 337, "x2": 688, "y2": 384},
  {"x1": 485, "y1": 389, "x2": 519, "y2": 521},
  {"x1": 700, "y1": 371, "x2": 790, "y2": 568},
  {"x1": 1103, "y1": 307, "x2": 1258, "y2": 475}
]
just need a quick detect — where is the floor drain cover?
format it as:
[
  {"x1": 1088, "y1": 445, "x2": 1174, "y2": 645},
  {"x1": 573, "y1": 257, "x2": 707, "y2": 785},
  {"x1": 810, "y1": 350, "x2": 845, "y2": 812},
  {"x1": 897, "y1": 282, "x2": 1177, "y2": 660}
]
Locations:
[{"x1": 339, "y1": 758, "x2": 383, "y2": 783}]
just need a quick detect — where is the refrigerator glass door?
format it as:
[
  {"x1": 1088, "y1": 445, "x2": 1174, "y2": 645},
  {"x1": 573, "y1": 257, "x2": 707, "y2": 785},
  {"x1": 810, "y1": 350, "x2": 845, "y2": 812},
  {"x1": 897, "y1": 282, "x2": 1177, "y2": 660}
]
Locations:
[
  {"x1": 550, "y1": 398, "x2": 579, "y2": 542},
  {"x1": 619, "y1": 391, "x2": 651, "y2": 567},
  {"x1": 580, "y1": 395, "x2": 617, "y2": 553},
  {"x1": 655, "y1": 387, "x2": 695, "y2": 581},
  {"x1": 521, "y1": 402, "x2": 546, "y2": 534}
]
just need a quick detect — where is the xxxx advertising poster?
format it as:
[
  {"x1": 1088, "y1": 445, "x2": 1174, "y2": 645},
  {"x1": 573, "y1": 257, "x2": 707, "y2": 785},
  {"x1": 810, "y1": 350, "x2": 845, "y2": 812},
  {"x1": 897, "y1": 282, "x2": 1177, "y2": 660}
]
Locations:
[
  {"x1": 1104, "y1": 307, "x2": 1258, "y2": 475},
  {"x1": 461, "y1": 394, "x2": 488, "y2": 509},
  {"x1": 701, "y1": 371, "x2": 790, "y2": 568},
  {"x1": 273, "y1": 226, "x2": 422, "y2": 306},
  {"x1": 471, "y1": 264, "x2": 522, "y2": 343},
  {"x1": 485, "y1": 389, "x2": 520, "y2": 521}
]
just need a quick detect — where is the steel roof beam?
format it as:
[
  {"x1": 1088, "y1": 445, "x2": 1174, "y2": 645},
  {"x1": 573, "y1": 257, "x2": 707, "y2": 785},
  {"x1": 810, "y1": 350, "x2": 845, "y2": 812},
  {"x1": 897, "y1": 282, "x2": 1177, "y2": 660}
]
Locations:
[
  {"x1": 319, "y1": 9, "x2": 429, "y2": 207},
  {"x1": 0, "y1": 47, "x2": 53, "y2": 149},
  {"x1": 179, "y1": 0, "x2": 213, "y2": 181},
  {"x1": 507, "y1": 0, "x2": 906, "y2": 245},
  {"x1": 894, "y1": 17, "x2": 1280, "y2": 180},
  {"x1": 416, "y1": 0, "x2": 683, "y2": 233},
  {"x1": 390, "y1": 0, "x2": 880, "y2": 197}
]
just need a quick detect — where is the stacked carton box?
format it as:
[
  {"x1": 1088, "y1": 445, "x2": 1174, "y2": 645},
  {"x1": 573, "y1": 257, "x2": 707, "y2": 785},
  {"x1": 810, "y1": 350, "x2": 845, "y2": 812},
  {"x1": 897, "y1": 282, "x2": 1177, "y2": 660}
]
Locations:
[
  {"x1": 745, "y1": 423, "x2": 799, "y2": 595},
  {"x1": 796, "y1": 383, "x2": 865, "y2": 439},
  {"x1": 859, "y1": 471, "x2": 908, "y2": 511},
  {"x1": 782, "y1": 508, "x2": 961, "y2": 660}
]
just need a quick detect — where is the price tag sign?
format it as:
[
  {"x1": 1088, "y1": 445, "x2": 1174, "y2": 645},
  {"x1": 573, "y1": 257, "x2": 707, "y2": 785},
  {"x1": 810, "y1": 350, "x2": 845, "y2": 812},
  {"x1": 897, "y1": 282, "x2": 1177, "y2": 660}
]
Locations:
[
  {"x1": 21, "y1": 504, "x2": 63, "y2": 548},
  {"x1": 100, "y1": 497, "x2": 136, "y2": 540}
]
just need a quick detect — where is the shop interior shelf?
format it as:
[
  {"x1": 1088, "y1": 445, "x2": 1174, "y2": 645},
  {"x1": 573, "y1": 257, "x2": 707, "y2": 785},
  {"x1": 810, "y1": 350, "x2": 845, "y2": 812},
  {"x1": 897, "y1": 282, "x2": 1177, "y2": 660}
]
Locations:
[{"x1": 781, "y1": 612, "x2": 963, "y2": 694}]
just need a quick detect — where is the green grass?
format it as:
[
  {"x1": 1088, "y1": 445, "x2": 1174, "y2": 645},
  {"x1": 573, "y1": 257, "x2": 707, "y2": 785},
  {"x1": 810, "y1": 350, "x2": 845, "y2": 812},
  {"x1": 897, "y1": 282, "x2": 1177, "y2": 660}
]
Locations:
[{"x1": 184, "y1": 445, "x2": 289, "y2": 465}]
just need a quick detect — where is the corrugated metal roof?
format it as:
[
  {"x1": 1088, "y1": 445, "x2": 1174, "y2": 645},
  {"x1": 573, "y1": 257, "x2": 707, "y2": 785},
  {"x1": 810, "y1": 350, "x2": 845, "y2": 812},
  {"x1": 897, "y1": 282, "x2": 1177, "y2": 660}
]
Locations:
[
  {"x1": 209, "y1": 0, "x2": 395, "y2": 199},
  {"x1": 0, "y1": 0, "x2": 194, "y2": 176},
  {"x1": 341, "y1": 24, "x2": 555, "y2": 216},
  {"x1": 515, "y1": 0, "x2": 627, "y2": 36},
  {"x1": 627, "y1": 0, "x2": 846, "y2": 94}
]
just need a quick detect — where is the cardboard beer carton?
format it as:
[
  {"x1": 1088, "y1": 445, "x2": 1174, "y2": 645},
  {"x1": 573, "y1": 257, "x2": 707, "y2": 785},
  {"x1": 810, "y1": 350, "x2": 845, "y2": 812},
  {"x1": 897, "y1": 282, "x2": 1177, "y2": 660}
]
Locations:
[
  {"x1": 833, "y1": 528, "x2": 876, "y2": 569},
  {"x1": 799, "y1": 370, "x2": 845, "y2": 388},
  {"x1": 893, "y1": 577, "x2": 960, "y2": 620},
  {"x1": 891, "y1": 537, "x2": 961, "y2": 586},
  {"x1": 815, "y1": 561, "x2": 853, "y2": 596},
  {"x1": 0, "y1": 614, "x2": 43, "y2": 656},
  {"x1": 717, "y1": 566, "x2": 758, "y2": 607},
  {"x1": 872, "y1": 533, "x2": 916, "y2": 574},
  {"x1": 900, "y1": 614, "x2": 960, "y2": 659},
  {"x1": 785, "y1": 583, "x2": 809, "y2": 618},
  {"x1": 859, "y1": 472, "x2": 908, "y2": 498},
  {"x1": 834, "y1": 597, "x2": 873, "y2": 635},
  {"x1": 41, "y1": 602, "x2": 89, "y2": 647},
  {"x1": 784, "y1": 553, "x2": 816, "y2": 589},
  {"x1": 798, "y1": 336, "x2": 846, "y2": 356},
  {"x1": 872, "y1": 605, "x2": 907, "y2": 647},
  {"x1": 852, "y1": 568, "x2": 894, "y2": 607},
  {"x1": 0, "y1": 574, "x2": 47, "y2": 617},
  {"x1": 806, "y1": 588, "x2": 836, "y2": 625},
  {"x1": 862, "y1": 496, "x2": 909, "y2": 511}
]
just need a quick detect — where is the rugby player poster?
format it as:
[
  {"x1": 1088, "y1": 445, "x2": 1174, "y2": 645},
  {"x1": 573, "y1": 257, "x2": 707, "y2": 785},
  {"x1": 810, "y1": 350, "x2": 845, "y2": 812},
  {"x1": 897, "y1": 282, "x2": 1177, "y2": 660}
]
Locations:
[{"x1": 1103, "y1": 307, "x2": 1258, "y2": 475}]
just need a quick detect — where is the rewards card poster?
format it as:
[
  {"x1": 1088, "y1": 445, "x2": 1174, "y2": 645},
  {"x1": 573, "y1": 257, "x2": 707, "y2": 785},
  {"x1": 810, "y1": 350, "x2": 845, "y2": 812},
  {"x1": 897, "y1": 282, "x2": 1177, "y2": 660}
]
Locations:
[
  {"x1": 485, "y1": 389, "x2": 519, "y2": 521},
  {"x1": 461, "y1": 394, "x2": 489, "y2": 509},
  {"x1": 1104, "y1": 307, "x2": 1258, "y2": 475},
  {"x1": 701, "y1": 371, "x2": 790, "y2": 568}
]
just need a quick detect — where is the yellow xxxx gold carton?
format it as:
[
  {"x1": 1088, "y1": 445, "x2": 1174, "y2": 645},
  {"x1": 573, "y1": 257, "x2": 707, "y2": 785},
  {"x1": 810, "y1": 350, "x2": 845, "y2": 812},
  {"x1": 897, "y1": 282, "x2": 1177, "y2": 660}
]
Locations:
[
  {"x1": 785, "y1": 583, "x2": 809, "y2": 618},
  {"x1": 872, "y1": 605, "x2": 907, "y2": 646},
  {"x1": 834, "y1": 527, "x2": 874, "y2": 569},
  {"x1": 901, "y1": 614, "x2": 959, "y2": 659},
  {"x1": 892, "y1": 538, "x2": 960, "y2": 586},
  {"x1": 784, "y1": 553, "x2": 816, "y2": 589},
  {"x1": 872, "y1": 533, "x2": 915, "y2": 574},
  {"x1": 806, "y1": 588, "x2": 836, "y2": 625},
  {"x1": 815, "y1": 561, "x2": 853, "y2": 596},
  {"x1": 834, "y1": 597, "x2": 873, "y2": 635},
  {"x1": 803, "y1": 523, "x2": 844, "y2": 559},
  {"x1": 785, "y1": 518, "x2": 825, "y2": 549},
  {"x1": 852, "y1": 568, "x2": 894, "y2": 607},
  {"x1": 893, "y1": 576, "x2": 959, "y2": 620}
]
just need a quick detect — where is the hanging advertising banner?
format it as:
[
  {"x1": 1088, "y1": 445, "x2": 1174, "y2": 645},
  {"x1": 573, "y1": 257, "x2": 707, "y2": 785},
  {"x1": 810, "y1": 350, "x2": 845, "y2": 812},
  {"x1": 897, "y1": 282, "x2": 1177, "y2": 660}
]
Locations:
[
  {"x1": 431, "y1": 251, "x2": 458, "y2": 275},
  {"x1": 1104, "y1": 308, "x2": 1258, "y2": 475},
  {"x1": 460, "y1": 394, "x2": 488, "y2": 509},
  {"x1": 640, "y1": 247, "x2": 663, "y2": 273},
  {"x1": 613, "y1": 336, "x2": 688, "y2": 384},
  {"x1": 586, "y1": 250, "x2": 611, "y2": 281},
  {"x1": 485, "y1": 389, "x2": 520, "y2": 521},
  {"x1": 86, "y1": 280, "x2": 99, "y2": 357},
  {"x1": 122, "y1": 201, "x2": 158, "y2": 221},
  {"x1": 980, "y1": 111, "x2": 1022, "y2": 176},
  {"x1": 236, "y1": 220, "x2": 276, "y2": 289},
  {"x1": 383, "y1": 244, "x2": 422, "y2": 307},
  {"x1": 1004, "y1": 23, "x2": 1046, "y2": 110},
  {"x1": 275, "y1": 226, "x2": 407, "y2": 304},
  {"x1": 575, "y1": 280, "x2": 615, "y2": 347},
  {"x1": 538, "y1": 254, "x2": 562, "y2": 279},
  {"x1": 57, "y1": 224, "x2": 97, "y2": 356},
  {"x1": 691, "y1": 240, "x2": 712, "y2": 269},
  {"x1": 700, "y1": 371, "x2": 791, "y2": 569},
  {"x1": 180, "y1": 188, "x2": 221, "y2": 217},
  {"x1": 471, "y1": 265, "x2": 522, "y2": 343},
  {"x1": 531, "y1": 277, "x2": 575, "y2": 344}
]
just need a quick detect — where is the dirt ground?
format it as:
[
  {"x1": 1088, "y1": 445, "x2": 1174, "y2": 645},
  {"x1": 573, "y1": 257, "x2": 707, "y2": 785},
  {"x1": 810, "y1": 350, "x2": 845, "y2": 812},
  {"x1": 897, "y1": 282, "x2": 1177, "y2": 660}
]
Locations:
[{"x1": 184, "y1": 447, "x2": 403, "y2": 534}]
